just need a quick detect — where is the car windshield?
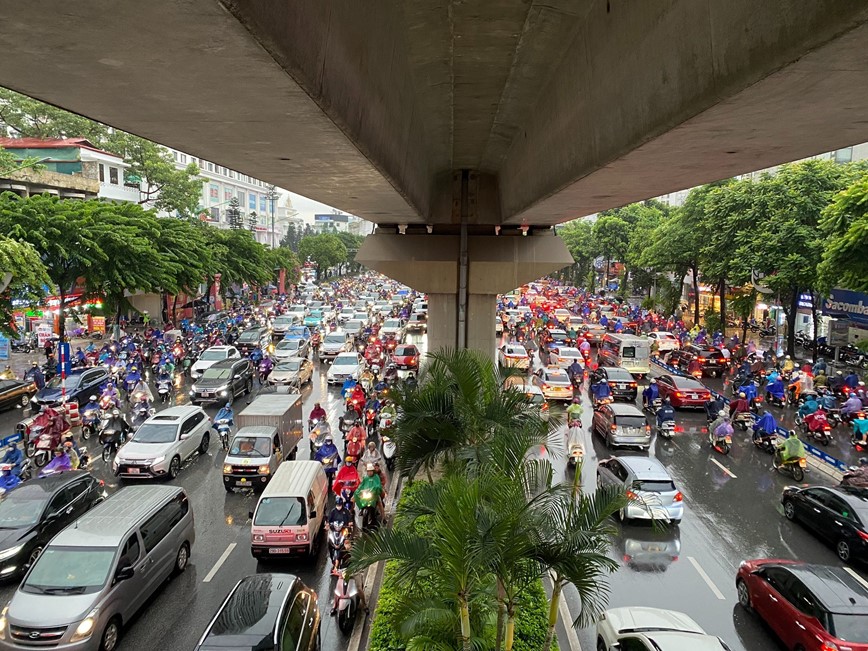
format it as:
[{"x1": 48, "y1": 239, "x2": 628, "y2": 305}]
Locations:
[
  {"x1": 546, "y1": 371, "x2": 569, "y2": 382},
  {"x1": 346, "y1": 321, "x2": 362, "y2": 330},
  {"x1": 395, "y1": 347, "x2": 416, "y2": 356},
  {"x1": 616, "y1": 416, "x2": 647, "y2": 429},
  {"x1": 23, "y1": 546, "x2": 115, "y2": 595},
  {"x1": 324, "y1": 334, "x2": 346, "y2": 344},
  {"x1": 621, "y1": 346, "x2": 636, "y2": 359},
  {"x1": 0, "y1": 487, "x2": 50, "y2": 528},
  {"x1": 276, "y1": 361, "x2": 302, "y2": 372},
  {"x1": 230, "y1": 436, "x2": 272, "y2": 458},
  {"x1": 238, "y1": 331, "x2": 261, "y2": 343},
  {"x1": 550, "y1": 332, "x2": 567, "y2": 341},
  {"x1": 131, "y1": 423, "x2": 178, "y2": 444},
  {"x1": 273, "y1": 317, "x2": 294, "y2": 326},
  {"x1": 202, "y1": 367, "x2": 233, "y2": 380},
  {"x1": 334, "y1": 356, "x2": 357, "y2": 367},
  {"x1": 830, "y1": 613, "x2": 868, "y2": 643},
  {"x1": 606, "y1": 370, "x2": 633, "y2": 381},
  {"x1": 253, "y1": 497, "x2": 306, "y2": 526},
  {"x1": 200, "y1": 350, "x2": 227, "y2": 361},
  {"x1": 527, "y1": 392, "x2": 545, "y2": 406},
  {"x1": 46, "y1": 374, "x2": 82, "y2": 390},
  {"x1": 277, "y1": 340, "x2": 300, "y2": 350},
  {"x1": 384, "y1": 320, "x2": 401, "y2": 328}
]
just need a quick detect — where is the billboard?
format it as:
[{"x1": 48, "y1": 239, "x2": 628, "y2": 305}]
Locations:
[
  {"x1": 314, "y1": 214, "x2": 332, "y2": 222},
  {"x1": 209, "y1": 183, "x2": 219, "y2": 203},
  {"x1": 822, "y1": 288, "x2": 868, "y2": 327}
]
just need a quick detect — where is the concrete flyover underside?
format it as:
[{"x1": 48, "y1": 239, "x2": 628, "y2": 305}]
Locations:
[{"x1": 0, "y1": 1, "x2": 866, "y2": 229}]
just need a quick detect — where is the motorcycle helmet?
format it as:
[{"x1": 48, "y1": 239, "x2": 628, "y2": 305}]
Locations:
[
  {"x1": 335, "y1": 496, "x2": 345, "y2": 507},
  {"x1": 365, "y1": 463, "x2": 375, "y2": 472},
  {"x1": 837, "y1": 370, "x2": 843, "y2": 376},
  {"x1": 325, "y1": 435, "x2": 333, "y2": 443},
  {"x1": 31, "y1": 361, "x2": 38, "y2": 367},
  {"x1": 344, "y1": 456, "x2": 354, "y2": 465},
  {"x1": 739, "y1": 392, "x2": 746, "y2": 398},
  {"x1": 225, "y1": 402, "x2": 232, "y2": 409},
  {"x1": 787, "y1": 429, "x2": 797, "y2": 438},
  {"x1": 89, "y1": 395, "x2": 97, "y2": 401},
  {"x1": 63, "y1": 440, "x2": 73, "y2": 449},
  {"x1": 664, "y1": 396, "x2": 671, "y2": 404},
  {"x1": 650, "y1": 378, "x2": 656, "y2": 384},
  {"x1": 112, "y1": 409, "x2": 120, "y2": 416}
]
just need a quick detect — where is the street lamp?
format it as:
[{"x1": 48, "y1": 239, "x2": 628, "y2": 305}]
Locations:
[{"x1": 266, "y1": 185, "x2": 279, "y2": 248}]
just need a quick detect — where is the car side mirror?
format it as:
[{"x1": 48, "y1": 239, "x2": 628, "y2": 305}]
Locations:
[
  {"x1": 179, "y1": 432, "x2": 191, "y2": 440},
  {"x1": 115, "y1": 565, "x2": 134, "y2": 581},
  {"x1": 234, "y1": 374, "x2": 241, "y2": 379}
]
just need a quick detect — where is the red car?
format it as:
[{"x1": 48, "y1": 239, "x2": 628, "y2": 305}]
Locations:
[
  {"x1": 656, "y1": 374, "x2": 711, "y2": 408},
  {"x1": 737, "y1": 559, "x2": 868, "y2": 651},
  {"x1": 392, "y1": 344, "x2": 420, "y2": 370}
]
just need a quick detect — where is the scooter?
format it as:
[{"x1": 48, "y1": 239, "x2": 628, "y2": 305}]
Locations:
[
  {"x1": 355, "y1": 488, "x2": 380, "y2": 533},
  {"x1": 657, "y1": 419, "x2": 676, "y2": 439},
  {"x1": 334, "y1": 569, "x2": 360, "y2": 634},
  {"x1": 34, "y1": 433, "x2": 56, "y2": 468},
  {"x1": 215, "y1": 418, "x2": 232, "y2": 451},
  {"x1": 732, "y1": 411, "x2": 756, "y2": 432},
  {"x1": 327, "y1": 521, "x2": 351, "y2": 572},
  {"x1": 339, "y1": 409, "x2": 359, "y2": 435},
  {"x1": 566, "y1": 422, "x2": 584, "y2": 466},
  {"x1": 131, "y1": 404, "x2": 155, "y2": 431},
  {"x1": 381, "y1": 435, "x2": 396, "y2": 471},
  {"x1": 773, "y1": 452, "x2": 807, "y2": 482},
  {"x1": 156, "y1": 378, "x2": 172, "y2": 404},
  {"x1": 708, "y1": 426, "x2": 733, "y2": 455},
  {"x1": 752, "y1": 431, "x2": 777, "y2": 454},
  {"x1": 99, "y1": 422, "x2": 126, "y2": 463},
  {"x1": 800, "y1": 411, "x2": 833, "y2": 446},
  {"x1": 643, "y1": 397, "x2": 661, "y2": 416},
  {"x1": 320, "y1": 450, "x2": 340, "y2": 484}
]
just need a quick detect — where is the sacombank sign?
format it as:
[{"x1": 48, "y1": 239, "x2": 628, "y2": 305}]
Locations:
[{"x1": 822, "y1": 288, "x2": 868, "y2": 327}]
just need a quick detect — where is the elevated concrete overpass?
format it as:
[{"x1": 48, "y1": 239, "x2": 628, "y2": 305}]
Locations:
[{"x1": 2, "y1": 1, "x2": 867, "y2": 350}]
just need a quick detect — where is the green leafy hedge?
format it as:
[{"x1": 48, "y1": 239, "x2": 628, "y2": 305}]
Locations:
[{"x1": 367, "y1": 481, "x2": 556, "y2": 651}]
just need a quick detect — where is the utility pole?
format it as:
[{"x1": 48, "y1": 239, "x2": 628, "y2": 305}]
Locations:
[{"x1": 267, "y1": 185, "x2": 279, "y2": 248}]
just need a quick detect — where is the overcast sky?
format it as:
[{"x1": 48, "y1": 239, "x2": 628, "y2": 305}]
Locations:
[{"x1": 285, "y1": 190, "x2": 341, "y2": 223}]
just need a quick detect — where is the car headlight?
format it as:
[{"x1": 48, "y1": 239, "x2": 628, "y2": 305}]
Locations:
[
  {"x1": 189, "y1": 389, "x2": 195, "y2": 395},
  {"x1": 258, "y1": 465, "x2": 270, "y2": 474},
  {"x1": 223, "y1": 464, "x2": 233, "y2": 474},
  {"x1": 151, "y1": 456, "x2": 165, "y2": 465},
  {"x1": 220, "y1": 390, "x2": 227, "y2": 397},
  {"x1": 70, "y1": 608, "x2": 99, "y2": 642},
  {"x1": 0, "y1": 545, "x2": 24, "y2": 562}
]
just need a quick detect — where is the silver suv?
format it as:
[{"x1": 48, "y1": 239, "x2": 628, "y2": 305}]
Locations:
[
  {"x1": 597, "y1": 456, "x2": 684, "y2": 525},
  {"x1": 113, "y1": 406, "x2": 211, "y2": 480}
]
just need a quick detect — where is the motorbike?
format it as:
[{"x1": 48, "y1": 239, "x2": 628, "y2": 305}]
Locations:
[
  {"x1": 80, "y1": 408, "x2": 101, "y2": 441},
  {"x1": 566, "y1": 422, "x2": 584, "y2": 466},
  {"x1": 381, "y1": 435, "x2": 396, "y2": 471},
  {"x1": 753, "y1": 431, "x2": 777, "y2": 454},
  {"x1": 773, "y1": 451, "x2": 807, "y2": 482},
  {"x1": 839, "y1": 344, "x2": 868, "y2": 369},
  {"x1": 334, "y1": 569, "x2": 360, "y2": 634},
  {"x1": 643, "y1": 397, "x2": 661, "y2": 415},
  {"x1": 799, "y1": 411, "x2": 832, "y2": 446},
  {"x1": 258, "y1": 359, "x2": 273, "y2": 384},
  {"x1": 365, "y1": 408, "x2": 378, "y2": 438},
  {"x1": 10, "y1": 337, "x2": 34, "y2": 354},
  {"x1": 215, "y1": 418, "x2": 232, "y2": 451},
  {"x1": 657, "y1": 419, "x2": 676, "y2": 439},
  {"x1": 327, "y1": 521, "x2": 351, "y2": 570},
  {"x1": 99, "y1": 424, "x2": 125, "y2": 463},
  {"x1": 339, "y1": 409, "x2": 359, "y2": 435},
  {"x1": 34, "y1": 433, "x2": 57, "y2": 468},
  {"x1": 156, "y1": 378, "x2": 172, "y2": 404},
  {"x1": 733, "y1": 410, "x2": 756, "y2": 431},
  {"x1": 840, "y1": 466, "x2": 868, "y2": 489},
  {"x1": 131, "y1": 404, "x2": 155, "y2": 431},
  {"x1": 355, "y1": 487, "x2": 380, "y2": 533},
  {"x1": 320, "y1": 450, "x2": 340, "y2": 483},
  {"x1": 709, "y1": 426, "x2": 733, "y2": 455}
]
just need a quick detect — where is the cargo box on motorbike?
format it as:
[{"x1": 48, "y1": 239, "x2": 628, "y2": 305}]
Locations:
[{"x1": 223, "y1": 425, "x2": 294, "y2": 491}]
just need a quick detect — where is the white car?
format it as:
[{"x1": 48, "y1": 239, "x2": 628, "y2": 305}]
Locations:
[
  {"x1": 380, "y1": 318, "x2": 406, "y2": 341},
  {"x1": 597, "y1": 607, "x2": 729, "y2": 650},
  {"x1": 352, "y1": 312, "x2": 370, "y2": 327},
  {"x1": 287, "y1": 303, "x2": 308, "y2": 320},
  {"x1": 273, "y1": 337, "x2": 309, "y2": 361},
  {"x1": 647, "y1": 331, "x2": 680, "y2": 353},
  {"x1": 190, "y1": 345, "x2": 240, "y2": 379},
  {"x1": 554, "y1": 309, "x2": 571, "y2": 323},
  {"x1": 498, "y1": 344, "x2": 530, "y2": 370},
  {"x1": 113, "y1": 406, "x2": 211, "y2": 480},
  {"x1": 551, "y1": 346, "x2": 583, "y2": 368},
  {"x1": 338, "y1": 307, "x2": 355, "y2": 323},
  {"x1": 326, "y1": 352, "x2": 364, "y2": 385}
]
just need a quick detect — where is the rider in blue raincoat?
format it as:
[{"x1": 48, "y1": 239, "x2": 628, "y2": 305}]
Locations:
[{"x1": 752, "y1": 410, "x2": 778, "y2": 442}]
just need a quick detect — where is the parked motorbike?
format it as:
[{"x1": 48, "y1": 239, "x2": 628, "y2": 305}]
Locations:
[
  {"x1": 334, "y1": 569, "x2": 360, "y2": 634},
  {"x1": 773, "y1": 451, "x2": 807, "y2": 482},
  {"x1": 839, "y1": 344, "x2": 868, "y2": 369}
]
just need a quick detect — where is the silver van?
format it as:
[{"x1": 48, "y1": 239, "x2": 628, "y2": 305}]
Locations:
[{"x1": 0, "y1": 485, "x2": 194, "y2": 651}]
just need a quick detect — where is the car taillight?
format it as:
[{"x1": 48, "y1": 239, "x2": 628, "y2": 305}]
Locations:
[
  {"x1": 858, "y1": 530, "x2": 868, "y2": 542},
  {"x1": 674, "y1": 425, "x2": 684, "y2": 432},
  {"x1": 610, "y1": 424, "x2": 617, "y2": 431},
  {"x1": 818, "y1": 642, "x2": 839, "y2": 651},
  {"x1": 718, "y1": 358, "x2": 726, "y2": 364},
  {"x1": 674, "y1": 492, "x2": 683, "y2": 502},
  {"x1": 626, "y1": 490, "x2": 638, "y2": 500},
  {"x1": 645, "y1": 424, "x2": 651, "y2": 432}
]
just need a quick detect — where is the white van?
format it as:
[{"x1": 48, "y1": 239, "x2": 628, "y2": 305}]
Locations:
[
  {"x1": 597, "y1": 334, "x2": 651, "y2": 377},
  {"x1": 249, "y1": 461, "x2": 328, "y2": 559}
]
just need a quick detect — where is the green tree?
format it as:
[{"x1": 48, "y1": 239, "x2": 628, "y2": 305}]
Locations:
[
  {"x1": 334, "y1": 231, "x2": 365, "y2": 274},
  {"x1": 225, "y1": 197, "x2": 243, "y2": 230},
  {"x1": 592, "y1": 215, "x2": 629, "y2": 288},
  {"x1": 557, "y1": 220, "x2": 595, "y2": 289},
  {"x1": 0, "y1": 230, "x2": 50, "y2": 335},
  {"x1": 0, "y1": 88, "x2": 201, "y2": 216},
  {"x1": 152, "y1": 218, "x2": 213, "y2": 323},
  {"x1": 297, "y1": 233, "x2": 347, "y2": 279},
  {"x1": 819, "y1": 170, "x2": 868, "y2": 292},
  {"x1": 267, "y1": 246, "x2": 301, "y2": 288}
]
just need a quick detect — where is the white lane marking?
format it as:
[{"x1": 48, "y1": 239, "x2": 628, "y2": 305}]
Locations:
[
  {"x1": 843, "y1": 566, "x2": 868, "y2": 591},
  {"x1": 710, "y1": 457, "x2": 737, "y2": 479},
  {"x1": 688, "y1": 556, "x2": 726, "y2": 600},
  {"x1": 203, "y1": 543, "x2": 237, "y2": 583}
]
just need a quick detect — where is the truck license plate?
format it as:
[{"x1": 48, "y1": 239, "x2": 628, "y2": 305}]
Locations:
[
  {"x1": 237, "y1": 479, "x2": 248, "y2": 485},
  {"x1": 269, "y1": 547, "x2": 290, "y2": 554}
]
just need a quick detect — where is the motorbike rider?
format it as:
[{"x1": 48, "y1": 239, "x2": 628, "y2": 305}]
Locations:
[
  {"x1": 817, "y1": 387, "x2": 837, "y2": 412},
  {"x1": 0, "y1": 466, "x2": 21, "y2": 492},
  {"x1": 325, "y1": 494, "x2": 352, "y2": 534},
  {"x1": 776, "y1": 429, "x2": 807, "y2": 466},
  {"x1": 129, "y1": 376, "x2": 153, "y2": 404},
  {"x1": 841, "y1": 393, "x2": 864, "y2": 419},
  {"x1": 765, "y1": 376, "x2": 786, "y2": 404},
  {"x1": 642, "y1": 378, "x2": 660, "y2": 410},
  {"x1": 379, "y1": 400, "x2": 397, "y2": 427},
  {"x1": 156, "y1": 366, "x2": 172, "y2": 387},
  {"x1": 590, "y1": 376, "x2": 612, "y2": 405},
  {"x1": 713, "y1": 415, "x2": 734, "y2": 442},
  {"x1": 813, "y1": 369, "x2": 828, "y2": 389},
  {"x1": 738, "y1": 378, "x2": 758, "y2": 407},
  {"x1": 781, "y1": 355, "x2": 795, "y2": 374},
  {"x1": 0, "y1": 365, "x2": 14, "y2": 380},
  {"x1": 315, "y1": 435, "x2": 340, "y2": 471},
  {"x1": 101, "y1": 382, "x2": 121, "y2": 408},
  {"x1": 1, "y1": 443, "x2": 23, "y2": 476},
  {"x1": 40, "y1": 447, "x2": 72, "y2": 475},
  {"x1": 841, "y1": 458, "x2": 868, "y2": 488},
  {"x1": 567, "y1": 358, "x2": 584, "y2": 384},
  {"x1": 214, "y1": 402, "x2": 234, "y2": 429},
  {"x1": 813, "y1": 357, "x2": 828, "y2": 376},
  {"x1": 829, "y1": 370, "x2": 846, "y2": 394},
  {"x1": 752, "y1": 410, "x2": 778, "y2": 443},
  {"x1": 360, "y1": 441, "x2": 383, "y2": 468},
  {"x1": 62, "y1": 439, "x2": 81, "y2": 470},
  {"x1": 348, "y1": 384, "x2": 366, "y2": 413},
  {"x1": 566, "y1": 398, "x2": 583, "y2": 427},
  {"x1": 332, "y1": 456, "x2": 361, "y2": 497},
  {"x1": 845, "y1": 370, "x2": 860, "y2": 390},
  {"x1": 354, "y1": 462, "x2": 385, "y2": 524},
  {"x1": 656, "y1": 397, "x2": 676, "y2": 430},
  {"x1": 798, "y1": 394, "x2": 821, "y2": 419},
  {"x1": 341, "y1": 376, "x2": 358, "y2": 400},
  {"x1": 704, "y1": 394, "x2": 726, "y2": 422},
  {"x1": 124, "y1": 365, "x2": 142, "y2": 394},
  {"x1": 24, "y1": 361, "x2": 45, "y2": 390},
  {"x1": 104, "y1": 408, "x2": 131, "y2": 439},
  {"x1": 249, "y1": 344, "x2": 264, "y2": 364},
  {"x1": 852, "y1": 413, "x2": 868, "y2": 447},
  {"x1": 309, "y1": 402, "x2": 327, "y2": 425},
  {"x1": 82, "y1": 395, "x2": 101, "y2": 419},
  {"x1": 687, "y1": 357, "x2": 702, "y2": 377},
  {"x1": 730, "y1": 392, "x2": 751, "y2": 418}
]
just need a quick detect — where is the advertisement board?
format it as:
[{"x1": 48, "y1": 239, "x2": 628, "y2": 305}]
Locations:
[
  {"x1": 0, "y1": 335, "x2": 8, "y2": 361},
  {"x1": 821, "y1": 288, "x2": 868, "y2": 328},
  {"x1": 91, "y1": 316, "x2": 106, "y2": 334}
]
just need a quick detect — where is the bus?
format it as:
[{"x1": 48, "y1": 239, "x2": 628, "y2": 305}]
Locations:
[{"x1": 598, "y1": 333, "x2": 651, "y2": 378}]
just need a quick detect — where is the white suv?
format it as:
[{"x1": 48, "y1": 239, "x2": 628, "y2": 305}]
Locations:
[
  {"x1": 597, "y1": 607, "x2": 729, "y2": 650},
  {"x1": 113, "y1": 406, "x2": 212, "y2": 480},
  {"x1": 190, "y1": 345, "x2": 240, "y2": 379}
]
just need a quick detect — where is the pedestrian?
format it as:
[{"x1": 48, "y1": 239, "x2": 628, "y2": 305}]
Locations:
[{"x1": 43, "y1": 338, "x2": 54, "y2": 362}]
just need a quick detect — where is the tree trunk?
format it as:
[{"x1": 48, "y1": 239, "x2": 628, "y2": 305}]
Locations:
[
  {"x1": 172, "y1": 294, "x2": 179, "y2": 324},
  {"x1": 542, "y1": 580, "x2": 563, "y2": 651},
  {"x1": 57, "y1": 286, "x2": 66, "y2": 342},
  {"x1": 114, "y1": 293, "x2": 124, "y2": 340},
  {"x1": 605, "y1": 259, "x2": 610, "y2": 290},
  {"x1": 494, "y1": 582, "x2": 506, "y2": 651},
  {"x1": 505, "y1": 607, "x2": 516, "y2": 651},
  {"x1": 786, "y1": 288, "x2": 799, "y2": 358},
  {"x1": 718, "y1": 277, "x2": 727, "y2": 330},
  {"x1": 810, "y1": 290, "x2": 820, "y2": 363},
  {"x1": 459, "y1": 597, "x2": 472, "y2": 651},
  {"x1": 691, "y1": 265, "x2": 700, "y2": 325}
]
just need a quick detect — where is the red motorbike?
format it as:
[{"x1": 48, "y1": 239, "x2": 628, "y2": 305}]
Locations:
[{"x1": 801, "y1": 409, "x2": 832, "y2": 446}]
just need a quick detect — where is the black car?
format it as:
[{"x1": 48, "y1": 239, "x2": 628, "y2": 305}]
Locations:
[
  {"x1": 195, "y1": 573, "x2": 321, "y2": 651},
  {"x1": 30, "y1": 366, "x2": 109, "y2": 412},
  {"x1": 0, "y1": 379, "x2": 38, "y2": 411},
  {"x1": 590, "y1": 366, "x2": 638, "y2": 402},
  {"x1": 667, "y1": 345, "x2": 728, "y2": 377},
  {"x1": 236, "y1": 327, "x2": 271, "y2": 356},
  {"x1": 190, "y1": 358, "x2": 254, "y2": 405},
  {"x1": 781, "y1": 485, "x2": 868, "y2": 563},
  {"x1": 0, "y1": 471, "x2": 104, "y2": 579}
]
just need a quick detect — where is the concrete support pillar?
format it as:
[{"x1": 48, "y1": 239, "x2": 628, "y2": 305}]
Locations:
[{"x1": 356, "y1": 231, "x2": 572, "y2": 356}]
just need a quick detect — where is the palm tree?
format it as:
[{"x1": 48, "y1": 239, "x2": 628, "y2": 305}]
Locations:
[{"x1": 389, "y1": 348, "x2": 551, "y2": 480}]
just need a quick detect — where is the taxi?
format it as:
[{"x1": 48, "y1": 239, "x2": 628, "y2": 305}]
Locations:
[
  {"x1": 534, "y1": 366, "x2": 574, "y2": 401},
  {"x1": 551, "y1": 346, "x2": 583, "y2": 369},
  {"x1": 498, "y1": 343, "x2": 530, "y2": 369}
]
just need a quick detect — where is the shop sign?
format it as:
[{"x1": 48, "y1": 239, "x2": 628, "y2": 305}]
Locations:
[{"x1": 822, "y1": 288, "x2": 868, "y2": 327}]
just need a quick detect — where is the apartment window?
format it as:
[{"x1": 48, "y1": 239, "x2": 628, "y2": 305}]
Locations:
[
  {"x1": 228, "y1": 170, "x2": 234, "y2": 179},
  {"x1": 173, "y1": 151, "x2": 179, "y2": 161},
  {"x1": 98, "y1": 164, "x2": 105, "y2": 182},
  {"x1": 198, "y1": 159, "x2": 205, "y2": 170},
  {"x1": 210, "y1": 207, "x2": 221, "y2": 221},
  {"x1": 207, "y1": 162, "x2": 214, "y2": 172},
  {"x1": 190, "y1": 157, "x2": 197, "y2": 165},
  {"x1": 834, "y1": 147, "x2": 853, "y2": 164},
  {"x1": 216, "y1": 166, "x2": 223, "y2": 175},
  {"x1": 179, "y1": 153, "x2": 187, "y2": 164},
  {"x1": 109, "y1": 167, "x2": 119, "y2": 185}
]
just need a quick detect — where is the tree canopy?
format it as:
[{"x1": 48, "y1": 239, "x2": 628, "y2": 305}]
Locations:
[{"x1": 297, "y1": 232, "x2": 348, "y2": 278}]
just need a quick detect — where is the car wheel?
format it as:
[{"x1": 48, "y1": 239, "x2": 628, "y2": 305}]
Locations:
[
  {"x1": 173, "y1": 542, "x2": 190, "y2": 576},
  {"x1": 736, "y1": 578, "x2": 751, "y2": 610},
  {"x1": 27, "y1": 546, "x2": 42, "y2": 568},
  {"x1": 246, "y1": 379, "x2": 253, "y2": 395},
  {"x1": 168, "y1": 456, "x2": 181, "y2": 479},
  {"x1": 597, "y1": 637, "x2": 607, "y2": 651},
  {"x1": 836, "y1": 540, "x2": 851, "y2": 562},
  {"x1": 783, "y1": 500, "x2": 796, "y2": 520},
  {"x1": 618, "y1": 508, "x2": 627, "y2": 523},
  {"x1": 670, "y1": 519, "x2": 681, "y2": 525},
  {"x1": 99, "y1": 617, "x2": 122, "y2": 651}
]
